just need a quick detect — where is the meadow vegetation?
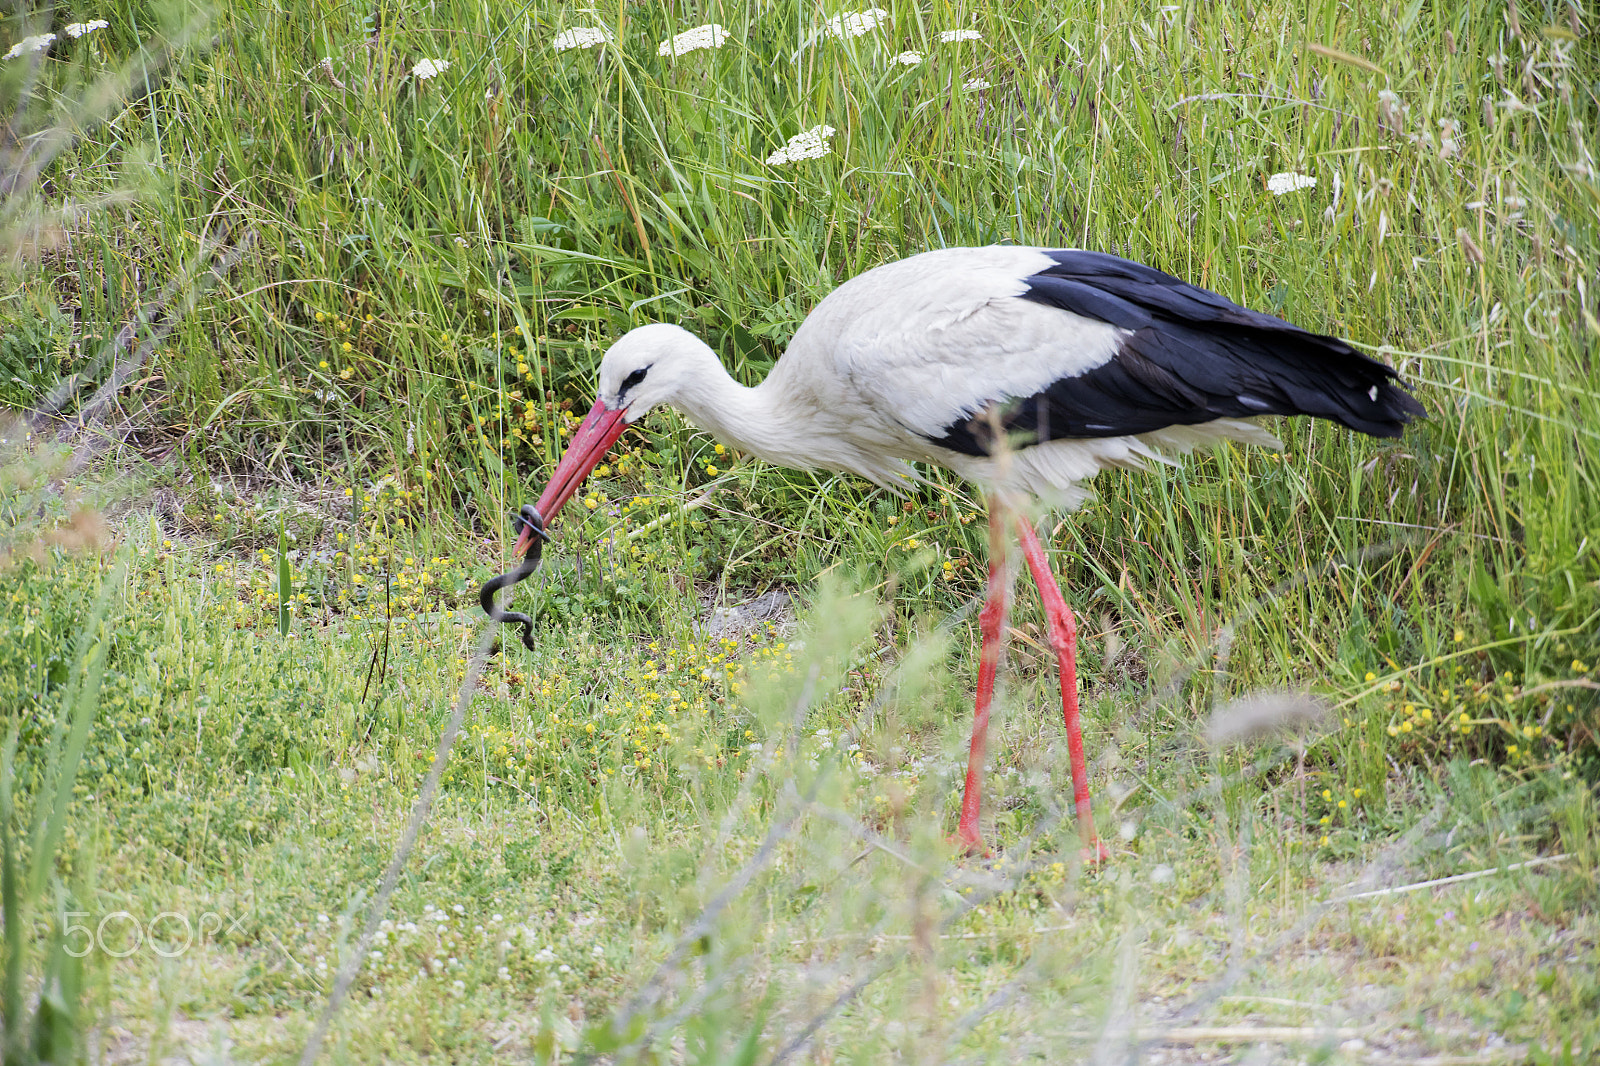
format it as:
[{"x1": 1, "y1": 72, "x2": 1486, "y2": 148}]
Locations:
[{"x1": 1, "y1": 0, "x2": 1597, "y2": 1060}]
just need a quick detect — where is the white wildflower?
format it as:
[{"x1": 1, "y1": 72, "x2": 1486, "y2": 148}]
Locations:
[
  {"x1": 411, "y1": 57, "x2": 450, "y2": 80},
  {"x1": 964, "y1": 77, "x2": 991, "y2": 90},
  {"x1": 3, "y1": 33, "x2": 56, "y2": 60},
  {"x1": 64, "y1": 20, "x2": 109, "y2": 38},
  {"x1": 658, "y1": 24, "x2": 728, "y2": 57},
  {"x1": 552, "y1": 27, "x2": 612, "y2": 52},
  {"x1": 938, "y1": 29, "x2": 982, "y2": 43},
  {"x1": 1266, "y1": 171, "x2": 1317, "y2": 195},
  {"x1": 825, "y1": 8, "x2": 888, "y2": 40},
  {"x1": 765, "y1": 124, "x2": 837, "y2": 166},
  {"x1": 892, "y1": 50, "x2": 924, "y2": 65}
]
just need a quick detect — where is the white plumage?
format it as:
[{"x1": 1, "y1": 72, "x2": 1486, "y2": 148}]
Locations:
[{"x1": 514, "y1": 245, "x2": 1425, "y2": 856}]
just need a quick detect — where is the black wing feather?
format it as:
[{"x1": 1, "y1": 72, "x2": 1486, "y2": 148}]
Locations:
[{"x1": 929, "y1": 250, "x2": 1425, "y2": 456}]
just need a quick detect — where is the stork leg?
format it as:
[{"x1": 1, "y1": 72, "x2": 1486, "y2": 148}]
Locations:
[
  {"x1": 955, "y1": 503, "x2": 1013, "y2": 855},
  {"x1": 1013, "y1": 517, "x2": 1106, "y2": 859}
]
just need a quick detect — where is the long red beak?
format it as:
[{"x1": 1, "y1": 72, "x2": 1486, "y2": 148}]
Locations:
[{"x1": 513, "y1": 398, "x2": 631, "y2": 556}]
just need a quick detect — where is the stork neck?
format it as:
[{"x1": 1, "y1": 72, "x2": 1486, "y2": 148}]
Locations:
[{"x1": 670, "y1": 363, "x2": 796, "y2": 464}]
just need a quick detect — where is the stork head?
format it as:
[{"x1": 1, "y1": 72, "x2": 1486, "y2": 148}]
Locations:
[
  {"x1": 516, "y1": 324, "x2": 718, "y2": 555},
  {"x1": 594, "y1": 322, "x2": 722, "y2": 422}
]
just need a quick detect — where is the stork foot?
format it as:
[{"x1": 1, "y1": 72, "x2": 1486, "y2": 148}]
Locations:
[{"x1": 949, "y1": 829, "x2": 992, "y2": 859}]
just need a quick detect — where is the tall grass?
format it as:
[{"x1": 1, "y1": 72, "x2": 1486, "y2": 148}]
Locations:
[{"x1": 0, "y1": 546, "x2": 123, "y2": 1062}]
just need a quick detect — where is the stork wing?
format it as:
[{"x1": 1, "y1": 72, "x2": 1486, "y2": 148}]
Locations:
[{"x1": 801, "y1": 246, "x2": 1423, "y2": 459}]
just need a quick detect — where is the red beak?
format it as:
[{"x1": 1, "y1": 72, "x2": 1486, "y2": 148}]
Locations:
[{"x1": 513, "y1": 398, "x2": 631, "y2": 556}]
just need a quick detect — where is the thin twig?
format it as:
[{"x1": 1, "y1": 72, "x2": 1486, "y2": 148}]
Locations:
[
  {"x1": 1328, "y1": 854, "x2": 1571, "y2": 903},
  {"x1": 1514, "y1": 679, "x2": 1600, "y2": 700},
  {"x1": 789, "y1": 923, "x2": 1076, "y2": 947},
  {"x1": 1167, "y1": 91, "x2": 1349, "y2": 115},
  {"x1": 1072, "y1": 1025, "x2": 1364, "y2": 1042},
  {"x1": 1333, "y1": 515, "x2": 1508, "y2": 545},
  {"x1": 621, "y1": 476, "x2": 737, "y2": 542}
]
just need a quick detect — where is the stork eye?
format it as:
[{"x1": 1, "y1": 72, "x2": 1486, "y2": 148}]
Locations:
[{"x1": 620, "y1": 367, "x2": 648, "y2": 394}]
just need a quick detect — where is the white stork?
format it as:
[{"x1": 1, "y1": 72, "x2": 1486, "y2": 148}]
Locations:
[{"x1": 511, "y1": 246, "x2": 1425, "y2": 856}]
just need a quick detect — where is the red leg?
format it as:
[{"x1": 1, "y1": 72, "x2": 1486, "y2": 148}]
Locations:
[
  {"x1": 956, "y1": 502, "x2": 1012, "y2": 855},
  {"x1": 1014, "y1": 517, "x2": 1106, "y2": 860}
]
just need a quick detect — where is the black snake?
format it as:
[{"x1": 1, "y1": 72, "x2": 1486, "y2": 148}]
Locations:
[{"x1": 478, "y1": 505, "x2": 548, "y2": 651}]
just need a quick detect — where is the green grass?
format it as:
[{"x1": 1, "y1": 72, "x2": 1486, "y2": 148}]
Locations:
[{"x1": 2, "y1": 0, "x2": 1598, "y2": 1060}]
